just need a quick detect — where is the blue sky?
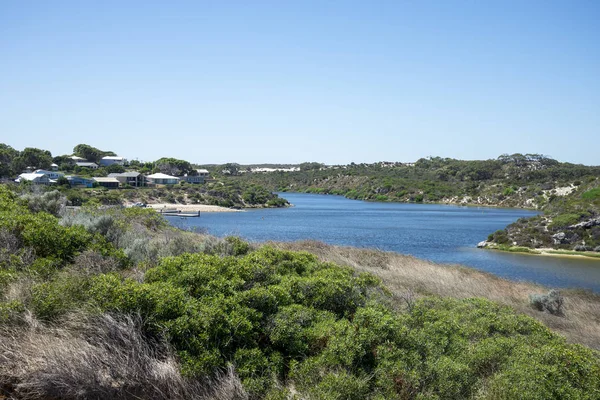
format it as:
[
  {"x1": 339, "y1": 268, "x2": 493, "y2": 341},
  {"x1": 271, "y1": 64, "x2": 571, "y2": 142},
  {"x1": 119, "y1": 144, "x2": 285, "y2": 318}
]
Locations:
[{"x1": 1, "y1": 1, "x2": 598, "y2": 165}]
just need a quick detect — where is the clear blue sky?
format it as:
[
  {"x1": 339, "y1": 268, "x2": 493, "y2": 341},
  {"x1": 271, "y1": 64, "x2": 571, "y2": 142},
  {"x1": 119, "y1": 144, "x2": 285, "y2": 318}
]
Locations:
[{"x1": 1, "y1": 1, "x2": 598, "y2": 165}]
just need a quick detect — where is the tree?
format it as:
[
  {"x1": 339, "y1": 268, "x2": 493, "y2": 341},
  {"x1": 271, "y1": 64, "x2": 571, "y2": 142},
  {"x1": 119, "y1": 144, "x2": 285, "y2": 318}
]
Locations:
[
  {"x1": 154, "y1": 157, "x2": 195, "y2": 176},
  {"x1": 73, "y1": 144, "x2": 116, "y2": 163},
  {"x1": 0, "y1": 143, "x2": 19, "y2": 177},
  {"x1": 13, "y1": 147, "x2": 53, "y2": 171},
  {"x1": 221, "y1": 163, "x2": 241, "y2": 176},
  {"x1": 53, "y1": 154, "x2": 73, "y2": 166},
  {"x1": 106, "y1": 164, "x2": 125, "y2": 174}
]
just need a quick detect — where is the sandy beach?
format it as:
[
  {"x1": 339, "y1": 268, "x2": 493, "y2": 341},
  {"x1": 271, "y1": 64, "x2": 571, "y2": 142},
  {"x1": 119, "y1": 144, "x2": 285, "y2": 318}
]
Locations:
[{"x1": 146, "y1": 203, "x2": 241, "y2": 213}]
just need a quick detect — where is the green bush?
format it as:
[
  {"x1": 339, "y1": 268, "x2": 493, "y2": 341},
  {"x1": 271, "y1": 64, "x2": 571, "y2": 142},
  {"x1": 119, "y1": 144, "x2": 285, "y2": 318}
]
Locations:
[
  {"x1": 550, "y1": 213, "x2": 582, "y2": 228},
  {"x1": 582, "y1": 187, "x2": 600, "y2": 200}
]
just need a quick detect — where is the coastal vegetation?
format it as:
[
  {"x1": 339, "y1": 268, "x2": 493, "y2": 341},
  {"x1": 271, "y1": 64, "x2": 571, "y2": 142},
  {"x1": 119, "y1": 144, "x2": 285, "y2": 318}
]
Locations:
[
  {"x1": 214, "y1": 154, "x2": 600, "y2": 254},
  {"x1": 1, "y1": 185, "x2": 600, "y2": 399}
]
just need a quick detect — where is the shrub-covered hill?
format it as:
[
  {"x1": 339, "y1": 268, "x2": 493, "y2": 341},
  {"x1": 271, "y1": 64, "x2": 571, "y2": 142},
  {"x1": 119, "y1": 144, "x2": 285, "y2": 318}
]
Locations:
[
  {"x1": 1, "y1": 185, "x2": 600, "y2": 399},
  {"x1": 219, "y1": 155, "x2": 600, "y2": 253},
  {"x1": 60, "y1": 181, "x2": 289, "y2": 209},
  {"x1": 218, "y1": 154, "x2": 600, "y2": 209},
  {"x1": 485, "y1": 181, "x2": 600, "y2": 254}
]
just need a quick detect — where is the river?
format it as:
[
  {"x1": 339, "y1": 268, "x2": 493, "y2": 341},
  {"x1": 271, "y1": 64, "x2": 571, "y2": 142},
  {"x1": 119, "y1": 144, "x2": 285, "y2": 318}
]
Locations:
[{"x1": 166, "y1": 193, "x2": 600, "y2": 292}]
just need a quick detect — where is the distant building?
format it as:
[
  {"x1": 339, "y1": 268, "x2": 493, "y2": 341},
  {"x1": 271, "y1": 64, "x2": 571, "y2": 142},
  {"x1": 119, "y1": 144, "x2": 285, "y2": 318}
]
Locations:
[
  {"x1": 108, "y1": 172, "x2": 145, "y2": 187},
  {"x1": 66, "y1": 176, "x2": 94, "y2": 188},
  {"x1": 146, "y1": 173, "x2": 180, "y2": 185},
  {"x1": 15, "y1": 173, "x2": 51, "y2": 185},
  {"x1": 196, "y1": 169, "x2": 210, "y2": 178},
  {"x1": 76, "y1": 162, "x2": 98, "y2": 169},
  {"x1": 99, "y1": 156, "x2": 127, "y2": 166},
  {"x1": 70, "y1": 156, "x2": 87, "y2": 162},
  {"x1": 33, "y1": 169, "x2": 64, "y2": 180},
  {"x1": 182, "y1": 174, "x2": 204, "y2": 184},
  {"x1": 92, "y1": 177, "x2": 120, "y2": 189},
  {"x1": 50, "y1": 163, "x2": 59, "y2": 171}
]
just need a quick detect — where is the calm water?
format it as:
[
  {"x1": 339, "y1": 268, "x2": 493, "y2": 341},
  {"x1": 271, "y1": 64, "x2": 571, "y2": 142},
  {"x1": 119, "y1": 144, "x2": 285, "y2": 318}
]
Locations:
[{"x1": 166, "y1": 193, "x2": 600, "y2": 292}]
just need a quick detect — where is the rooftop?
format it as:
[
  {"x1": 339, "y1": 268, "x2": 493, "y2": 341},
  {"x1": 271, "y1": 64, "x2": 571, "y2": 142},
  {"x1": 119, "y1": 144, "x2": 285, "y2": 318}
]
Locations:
[
  {"x1": 147, "y1": 173, "x2": 180, "y2": 180},
  {"x1": 101, "y1": 156, "x2": 126, "y2": 160},
  {"x1": 108, "y1": 172, "x2": 141, "y2": 177},
  {"x1": 92, "y1": 177, "x2": 120, "y2": 183}
]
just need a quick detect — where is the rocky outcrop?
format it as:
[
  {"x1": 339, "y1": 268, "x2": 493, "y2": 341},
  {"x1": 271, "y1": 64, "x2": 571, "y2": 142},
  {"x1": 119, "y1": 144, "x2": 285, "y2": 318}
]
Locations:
[{"x1": 569, "y1": 218, "x2": 600, "y2": 229}]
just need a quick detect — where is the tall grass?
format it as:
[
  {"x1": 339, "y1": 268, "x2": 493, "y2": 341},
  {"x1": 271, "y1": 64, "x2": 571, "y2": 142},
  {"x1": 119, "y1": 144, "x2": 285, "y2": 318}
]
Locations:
[{"x1": 0, "y1": 312, "x2": 248, "y2": 400}]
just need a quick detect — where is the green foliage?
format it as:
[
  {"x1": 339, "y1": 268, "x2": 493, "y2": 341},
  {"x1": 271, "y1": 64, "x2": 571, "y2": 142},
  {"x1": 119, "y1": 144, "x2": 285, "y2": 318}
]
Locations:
[
  {"x1": 582, "y1": 188, "x2": 600, "y2": 200},
  {"x1": 24, "y1": 243, "x2": 600, "y2": 399},
  {"x1": 154, "y1": 157, "x2": 195, "y2": 176},
  {"x1": 0, "y1": 143, "x2": 20, "y2": 177},
  {"x1": 73, "y1": 144, "x2": 115, "y2": 163},
  {"x1": 10, "y1": 147, "x2": 53, "y2": 173},
  {"x1": 550, "y1": 213, "x2": 582, "y2": 228}
]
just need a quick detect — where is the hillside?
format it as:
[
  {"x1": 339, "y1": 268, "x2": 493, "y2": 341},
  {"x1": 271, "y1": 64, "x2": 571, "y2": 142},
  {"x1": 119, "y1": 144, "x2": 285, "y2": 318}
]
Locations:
[
  {"x1": 1, "y1": 185, "x2": 599, "y2": 399},
  {"x1": 218, "y1": 154, "x2": 600, "y2": 254}
]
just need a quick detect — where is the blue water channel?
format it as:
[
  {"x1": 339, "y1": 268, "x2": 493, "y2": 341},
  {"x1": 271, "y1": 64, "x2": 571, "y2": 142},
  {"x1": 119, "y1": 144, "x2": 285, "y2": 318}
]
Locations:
[{"x1": 166, "y1": 193, "x2": 600, "y2": 292}]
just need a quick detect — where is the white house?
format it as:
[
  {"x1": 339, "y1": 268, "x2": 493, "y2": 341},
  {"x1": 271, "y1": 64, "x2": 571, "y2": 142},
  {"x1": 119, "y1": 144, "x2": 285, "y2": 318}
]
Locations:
[
  {"x1": 99, "y1": 156, "x2": 127, "y2": 167},
  {"x1": 146, "y1": 173, "x2": 180, "y2": 185},
  {"x1": 76, "y1": 162, "x2": 98, "y2": 169},
  {"x1": 196, "y1": 169, "x2": 210, "y2": 178},
  {"x1": 15, "y1": 173, "x2": 51, "y2": 185},
  {"x1": 34, "y1": 169, "x2": 64, "y2": 180}
]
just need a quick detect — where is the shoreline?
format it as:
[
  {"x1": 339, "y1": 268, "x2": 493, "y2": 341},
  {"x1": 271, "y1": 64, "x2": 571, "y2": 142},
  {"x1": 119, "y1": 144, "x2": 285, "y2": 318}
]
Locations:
[
  {"x1": 281, "y1": 191, "x2": 540, "y2": 211},
  {"x1": 145, "y1": 203, "x2": 241, "y2": 213},
  {"x1": 482, "y1": 244, "x2": 600, "y2": 261}
]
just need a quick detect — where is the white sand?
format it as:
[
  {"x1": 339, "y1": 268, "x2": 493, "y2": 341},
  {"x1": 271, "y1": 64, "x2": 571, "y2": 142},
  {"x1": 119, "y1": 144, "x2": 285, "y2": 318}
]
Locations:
[{"x1": 146, "y1": 203, "x2": 240, "y2": 213}]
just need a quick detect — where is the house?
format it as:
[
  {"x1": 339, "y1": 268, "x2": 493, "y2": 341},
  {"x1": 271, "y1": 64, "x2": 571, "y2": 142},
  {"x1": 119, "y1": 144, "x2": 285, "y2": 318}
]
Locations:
[
  {"x1": 92, "y1": 177, "x2": 120, "y2": 189},
  {"x1": 33, "y1": 169, "x2": 64, "y2": 180},
  {"x1": 76, "y1": 162, "x2": 99, "y2": 169},
  {"x1": 108, "y1": 172, "x2": 145, "y2": 187},
  {"x1": 196, "y1": 169, "x2": 210, "y2": 178},
  {"x1": 66, "y1": 176, "x2": 94, "y2": 188},
  {"x1": 70, "y1": 156, "x2": 87, "y2": 162},
  {"x1": 146, "y1": 173, "x2": 180, "y2": 185},
  {"x1": 15, "y1": 173, "x2": 51, "y2": 185},
  {"x1": 182, "y1": 174, "x2": 204, "y2": 184},
  {"x1": 100, "y1": 156, "x2": 127, "y2": 167},
  {"x1": 50, "y1": 163, "x2": 59, "y2": 171}
]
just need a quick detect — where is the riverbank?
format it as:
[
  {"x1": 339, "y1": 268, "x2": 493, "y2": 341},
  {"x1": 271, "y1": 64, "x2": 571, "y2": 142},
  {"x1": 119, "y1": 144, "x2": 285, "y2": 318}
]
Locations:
[
  {"x1": 478, "y1": 242, "x2": 600, "y2": 260},
  {"x1": 146, "y1": 203, "x2": 241, "y2": 213}
]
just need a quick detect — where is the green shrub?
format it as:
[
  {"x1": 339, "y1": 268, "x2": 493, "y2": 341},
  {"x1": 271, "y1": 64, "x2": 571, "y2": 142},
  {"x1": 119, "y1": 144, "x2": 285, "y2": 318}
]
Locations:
[
  {"x1": 529, "y1": 289, "x2": 564, "y2": 315},
  {"x1": 550, "y1": 213, "x2": 582, "y2": 228},
  {"x1": 582, "y1": 188, "x2": 600, "y2": 200}
]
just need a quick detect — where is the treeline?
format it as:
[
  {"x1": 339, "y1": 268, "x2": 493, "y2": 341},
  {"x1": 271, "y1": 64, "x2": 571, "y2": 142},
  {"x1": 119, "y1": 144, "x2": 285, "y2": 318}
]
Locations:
[
  {"x1": 222, "y1": 154, "x2": 600, "y2": 206},
  {"x1": 1, "y1": 185, "x2": 599, "y2": 399}
]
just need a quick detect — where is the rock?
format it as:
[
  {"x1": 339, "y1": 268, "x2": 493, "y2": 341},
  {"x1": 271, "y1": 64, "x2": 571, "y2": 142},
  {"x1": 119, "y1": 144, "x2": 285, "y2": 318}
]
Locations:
[
  {"x1": 574, "y1": 245, "x2": 591, "y2": 252},
  {"x1": 568, "y1": 218, "x2": 600, "y2": 229},
  {"x1": 552, "y1": 232, "x2": 566, "y2": 245},
  {"x1": 477, "y1": 241, "x2": 489, "y2": 248}
]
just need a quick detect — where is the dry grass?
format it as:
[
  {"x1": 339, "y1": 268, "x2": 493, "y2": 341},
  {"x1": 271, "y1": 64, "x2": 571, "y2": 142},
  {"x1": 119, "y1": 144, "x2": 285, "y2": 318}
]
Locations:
[
  {"x1": 272, "y1": 240, "x2": 600, "y2": 350},
  {"x1": 0, "y1": 312, "x2": 248, "y2": 400}
]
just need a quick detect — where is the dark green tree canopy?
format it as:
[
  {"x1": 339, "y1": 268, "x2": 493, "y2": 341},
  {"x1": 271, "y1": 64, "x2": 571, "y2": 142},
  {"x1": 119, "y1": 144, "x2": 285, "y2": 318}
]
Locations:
[
  {"x1": 154, "y1": 157, "x2": 196, "y2": 176},
  {"x1": 14, "y1": 147, "x2": 53, "y2": 172},
  {"x1": 73, "y1": 144, "x2": 116, "y2": 163},
  {"x1": 0, "y1": 143, "x2": 19, "y2": 177}
]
